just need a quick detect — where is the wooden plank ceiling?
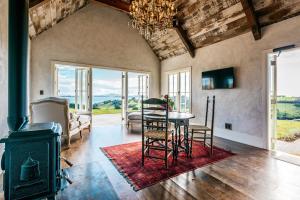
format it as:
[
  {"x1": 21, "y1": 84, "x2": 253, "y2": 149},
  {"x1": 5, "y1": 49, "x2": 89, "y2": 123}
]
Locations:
[
  {"x1": 29, "y1": 0, "x2": 89, "y2": 38},
  {"x1": 29, "y1": 0, "x2": 300, "y2": 60}
]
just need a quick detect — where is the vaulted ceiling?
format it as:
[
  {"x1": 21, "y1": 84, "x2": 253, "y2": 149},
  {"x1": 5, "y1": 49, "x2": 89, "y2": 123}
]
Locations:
[{"x1": 29, "y1": 0, "x2": 300, "y2": 60}]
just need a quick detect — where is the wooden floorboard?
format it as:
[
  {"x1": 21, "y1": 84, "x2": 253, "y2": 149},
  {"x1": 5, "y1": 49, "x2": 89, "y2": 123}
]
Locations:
[
  {"x1": 56, "y1": 162, "x2": 119, "y2": 200},
  {"x1": 158, "y1": 179, "x2": 197, "y2": 200},
  {"x1": 57, "y1": 124, "x2": 300, "y2": 200}
]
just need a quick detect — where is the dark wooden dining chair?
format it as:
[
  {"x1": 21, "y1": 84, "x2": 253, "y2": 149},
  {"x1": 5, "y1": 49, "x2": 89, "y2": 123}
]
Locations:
[
  {"x1": 142, "y1": 96, "x2": 174, "y2": 169},
  {"x1": 189, "y1": 96, "x2": 215, "y2": 157}
]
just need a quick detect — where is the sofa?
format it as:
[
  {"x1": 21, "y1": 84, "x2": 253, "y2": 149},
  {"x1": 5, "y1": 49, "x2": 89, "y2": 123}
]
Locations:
[{"x1": 30, "y1": 97, "x2": 91, "y2": 147}]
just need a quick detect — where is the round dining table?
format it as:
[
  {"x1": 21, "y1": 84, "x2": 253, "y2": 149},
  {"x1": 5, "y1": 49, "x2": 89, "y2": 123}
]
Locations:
[
  {"x1": 168, "y1": 112, "x2": 195, "y2": 159},
  {"x1": 145, "y1": 111, "x2": 195, "y2": 158}
]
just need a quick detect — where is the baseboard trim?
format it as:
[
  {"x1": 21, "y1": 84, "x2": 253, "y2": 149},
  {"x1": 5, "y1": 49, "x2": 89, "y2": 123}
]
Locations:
[{"x1": 214, "y1": 128, "x2": 266, "y2": 149}]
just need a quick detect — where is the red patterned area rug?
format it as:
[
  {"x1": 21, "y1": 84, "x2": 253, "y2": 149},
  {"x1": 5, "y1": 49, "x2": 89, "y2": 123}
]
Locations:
[{"x1": 101, "y1": 142, "x2": 234, "y2": 191}]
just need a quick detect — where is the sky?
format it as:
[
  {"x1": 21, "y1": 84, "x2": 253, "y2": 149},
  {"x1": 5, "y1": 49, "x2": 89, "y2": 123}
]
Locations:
[
  {"x1": 276, "y1": 48, "x2": 300, "y2": 97},
  {"x1": 57, "y1": 66, "x2": 144, "y2": 96}
]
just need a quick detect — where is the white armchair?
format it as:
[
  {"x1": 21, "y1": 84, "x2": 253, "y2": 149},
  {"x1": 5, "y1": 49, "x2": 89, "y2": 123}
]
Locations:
[{"x1": 30, "y1": 97, "x2": 91, "y2": 147}]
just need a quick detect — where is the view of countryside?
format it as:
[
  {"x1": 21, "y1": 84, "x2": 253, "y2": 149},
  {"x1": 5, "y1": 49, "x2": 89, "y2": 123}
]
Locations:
[
  {"x1": 275, "y1": 48, "x2": 300, "y2": 155},
  {"x1": 67, "y1": 96, "x2": 140, "y2": 115},
  {"x1": 277, "y1": 96, "x2": 300, "y2": 142},
  {"x1": 57, "y1": 67, "x2": 146, "y2": 115}
]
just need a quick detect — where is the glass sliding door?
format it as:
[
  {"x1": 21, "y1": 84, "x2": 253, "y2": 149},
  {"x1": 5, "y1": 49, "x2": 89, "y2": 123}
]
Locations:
[
  {"x1": 56, "y1": 66, "x2": 76, "y2": 104},
  {"x1": 75, "y1": 68, "x2": 90, "y2": 113},
  {"x1": 122, "y1": 72, "x2": 128, "y2": 123},
  {"x1": 138, "y1": 74, "x2": 149, "y2": 99},
  {"x1": 54, "y1": 62, "x2": 152, "y2": 127},
  {"x1": 128, "y1": 72, "x2": 149, "y2": 112},
  {"x1": 55, "y1": 64, "x2": 91, "y2": 113}
]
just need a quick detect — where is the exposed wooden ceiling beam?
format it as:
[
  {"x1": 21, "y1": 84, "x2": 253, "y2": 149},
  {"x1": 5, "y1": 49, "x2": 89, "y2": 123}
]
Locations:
[
  {"x1": 94, "y1": 0, "x2": 130, "y2": 13},
  {"x1": 29, "y1": 0, "x2": 45, "y2": 8},
  {"x1": 240, "y1": 0, "x2": 261, "y2": 40},
  {"x1": 173, "y1": 18, "x2": 195, "y2": 58}
]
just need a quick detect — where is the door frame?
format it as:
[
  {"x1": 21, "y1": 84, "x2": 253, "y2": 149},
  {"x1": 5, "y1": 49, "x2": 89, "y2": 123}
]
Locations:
[
  {"x1": 53, "y1": 64, "x2": 91, "y2": 113},
  {"x1": 264, "y1": 43, "x2": 300, "y2": 150},
  {"x1": 51, "y1": 60, "x2": 151, "y2": 123}
]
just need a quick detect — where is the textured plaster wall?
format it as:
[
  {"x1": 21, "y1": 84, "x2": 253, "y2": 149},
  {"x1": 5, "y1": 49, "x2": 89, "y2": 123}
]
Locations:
[
  {"x1": 0, "y1": 0, "x2": 8, "y2": 150},
  {"x1": 30, "y1": 2, "x2": 160, "y2": 101},
  {"x1": 161, "y1": 16, "x2": 300, "y2": 148}
]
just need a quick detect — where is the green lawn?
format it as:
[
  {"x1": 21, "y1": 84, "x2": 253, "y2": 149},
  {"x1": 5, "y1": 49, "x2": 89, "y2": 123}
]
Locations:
[
  {"x1": 276, "y1": 120, "x2": 300, "y2": 141},
  {"x1": 277, "y1": 103, "x2": 300, "y2": 120},
  {"x1": 69, "y1": 108, "x2": 121, "y2": 115},
  {"x1": 69, "y1": 98, "x2": 140, "y2": 115}
]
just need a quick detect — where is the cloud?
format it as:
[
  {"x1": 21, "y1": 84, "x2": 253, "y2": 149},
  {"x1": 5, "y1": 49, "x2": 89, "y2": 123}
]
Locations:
[{"x1": 93, "y1": 79, "x2": 122, "y2": 95}]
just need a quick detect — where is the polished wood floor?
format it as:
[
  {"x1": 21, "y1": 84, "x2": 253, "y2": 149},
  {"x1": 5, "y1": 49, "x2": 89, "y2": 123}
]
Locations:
[{"x1": 58, "y1": 125, "x2": 300, "y2": 200}]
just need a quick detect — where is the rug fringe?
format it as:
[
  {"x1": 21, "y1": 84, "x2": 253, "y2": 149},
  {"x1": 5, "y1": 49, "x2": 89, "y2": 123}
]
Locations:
[{"x1": 100, "y1": 147, "x2": 140, "y2": 191}]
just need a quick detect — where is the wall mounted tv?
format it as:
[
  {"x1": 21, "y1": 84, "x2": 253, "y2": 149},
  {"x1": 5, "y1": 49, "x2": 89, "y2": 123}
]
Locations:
[{"x1": 202, "y1": 67, "x2": 235, "y2": 90}]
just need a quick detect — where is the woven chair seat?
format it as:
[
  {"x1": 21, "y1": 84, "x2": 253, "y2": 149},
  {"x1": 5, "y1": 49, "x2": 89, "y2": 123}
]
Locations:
[
  {"x1": 144, "y1": 130, "x2": 172, "y2": 140},
  {"x1": 189, "y1": 123, "x2": 211, "y2": 131}
]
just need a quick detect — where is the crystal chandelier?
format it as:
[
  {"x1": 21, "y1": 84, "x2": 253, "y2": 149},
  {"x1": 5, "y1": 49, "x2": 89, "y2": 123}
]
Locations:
[{"x1": 129, "y1": 0, "x2": 177, "y2": 39}]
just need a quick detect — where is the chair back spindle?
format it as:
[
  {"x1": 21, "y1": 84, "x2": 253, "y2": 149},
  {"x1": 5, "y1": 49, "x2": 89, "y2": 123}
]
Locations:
[
  {"x1": 204, "y1": 96, "x2": 209, "y2": 126},
  {"x1": 211, "y1": 96, "x2": 215, "y2": 133}
]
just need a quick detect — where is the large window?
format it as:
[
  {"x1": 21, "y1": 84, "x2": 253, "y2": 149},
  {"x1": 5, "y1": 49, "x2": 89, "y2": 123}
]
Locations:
[
  {"x1": 55, "y1": 64, "x2": 90, "y2": 113},
  {"x1": 168, "y1": 73, "x2": 178, "y2": 110},
  {"x1": 180, "y1": 71, "x2": 191, "y2": 113},
  {"x1": 168, "y1": 68, "x2": 191, "y2": 112}
]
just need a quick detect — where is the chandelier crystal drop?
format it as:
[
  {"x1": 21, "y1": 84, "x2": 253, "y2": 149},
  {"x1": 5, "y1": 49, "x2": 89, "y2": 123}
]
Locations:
[{"x1": 129, "y1": 0, "x2": 177, "y2": 40}]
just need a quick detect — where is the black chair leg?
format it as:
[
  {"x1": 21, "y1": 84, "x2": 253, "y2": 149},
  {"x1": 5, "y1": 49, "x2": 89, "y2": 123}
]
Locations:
[
  {"x1": 175, "y1": 128, "x2": 178, "y2": 160},
  {"x1": 165, "y1": 139, "x2": 168, "y2": 169},
  {"x1": 184, "y1": 125, "x2": 189, "y2": 158},
  {"x1": 204, "y1": 131, "x2": 206, "y2": 147},
  {"x1": 210, "y1": 134, "x2": 213, "y2": 157},
  {"x1": 190, "y1": 129, "x2": 194, "y2": 158},
  {"x1": 146, "y1": 138, "x2": 150, "y2": 156},
  {"x1": 142, "y1": 137, "x2": 145, "y2": 166},
  {"x1": 172, "y1": 132, "x2": 175, "y2": 161}
]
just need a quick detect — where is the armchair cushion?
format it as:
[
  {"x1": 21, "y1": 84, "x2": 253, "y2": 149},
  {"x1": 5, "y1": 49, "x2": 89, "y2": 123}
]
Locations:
[
  {"x1": 78, "y1": 115, "x2": 91, "y2": 125},
  {"x1": 69, "y1": 119, "x2": 80, "y2": 131}
]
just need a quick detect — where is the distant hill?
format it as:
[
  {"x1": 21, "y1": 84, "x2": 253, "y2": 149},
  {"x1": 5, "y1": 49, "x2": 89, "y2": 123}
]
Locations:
[{"x1": 277, "y1": 96, "x2": 300, "y2": 103}]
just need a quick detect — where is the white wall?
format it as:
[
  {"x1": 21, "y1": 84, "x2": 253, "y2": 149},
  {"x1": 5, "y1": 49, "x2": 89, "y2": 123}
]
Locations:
[
  {"x1": 0, "y1": 0, "x2": 8, "y2": 152},
  {"x1": 30, "y1": 2, "x2": 160, "y2": 101},
  {"x1": 161, "y1": 16, "x2": 300, "y2": 149}
]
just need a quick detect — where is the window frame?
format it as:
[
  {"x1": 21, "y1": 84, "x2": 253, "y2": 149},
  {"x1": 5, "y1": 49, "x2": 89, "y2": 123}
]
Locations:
[
  {"x1": 51, "y1": 60, "x2": 152, "y2": 123},
  {"x1": 167, "y1": 67, "x2": 192, "y2": 113}
]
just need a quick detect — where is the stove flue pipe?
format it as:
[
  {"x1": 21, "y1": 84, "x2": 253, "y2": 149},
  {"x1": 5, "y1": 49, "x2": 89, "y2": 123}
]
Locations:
[{"x1": 7, "y1": 0, "x2": 29, "y2": 131}]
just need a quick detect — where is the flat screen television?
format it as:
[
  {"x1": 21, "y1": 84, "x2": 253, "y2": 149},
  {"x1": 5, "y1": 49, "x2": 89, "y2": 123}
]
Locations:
[{"x1": 202, "y1": 67, "x2": 235, "y2": 90}]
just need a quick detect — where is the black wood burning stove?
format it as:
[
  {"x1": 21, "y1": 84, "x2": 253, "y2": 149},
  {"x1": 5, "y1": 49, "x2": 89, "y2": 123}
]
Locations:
[
  {"x1": 1, "y1": 0, "x2": 71, "y2": 199},
  {"x1": 1, "y1": 123, "x2": 62, "y2": 200}
]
